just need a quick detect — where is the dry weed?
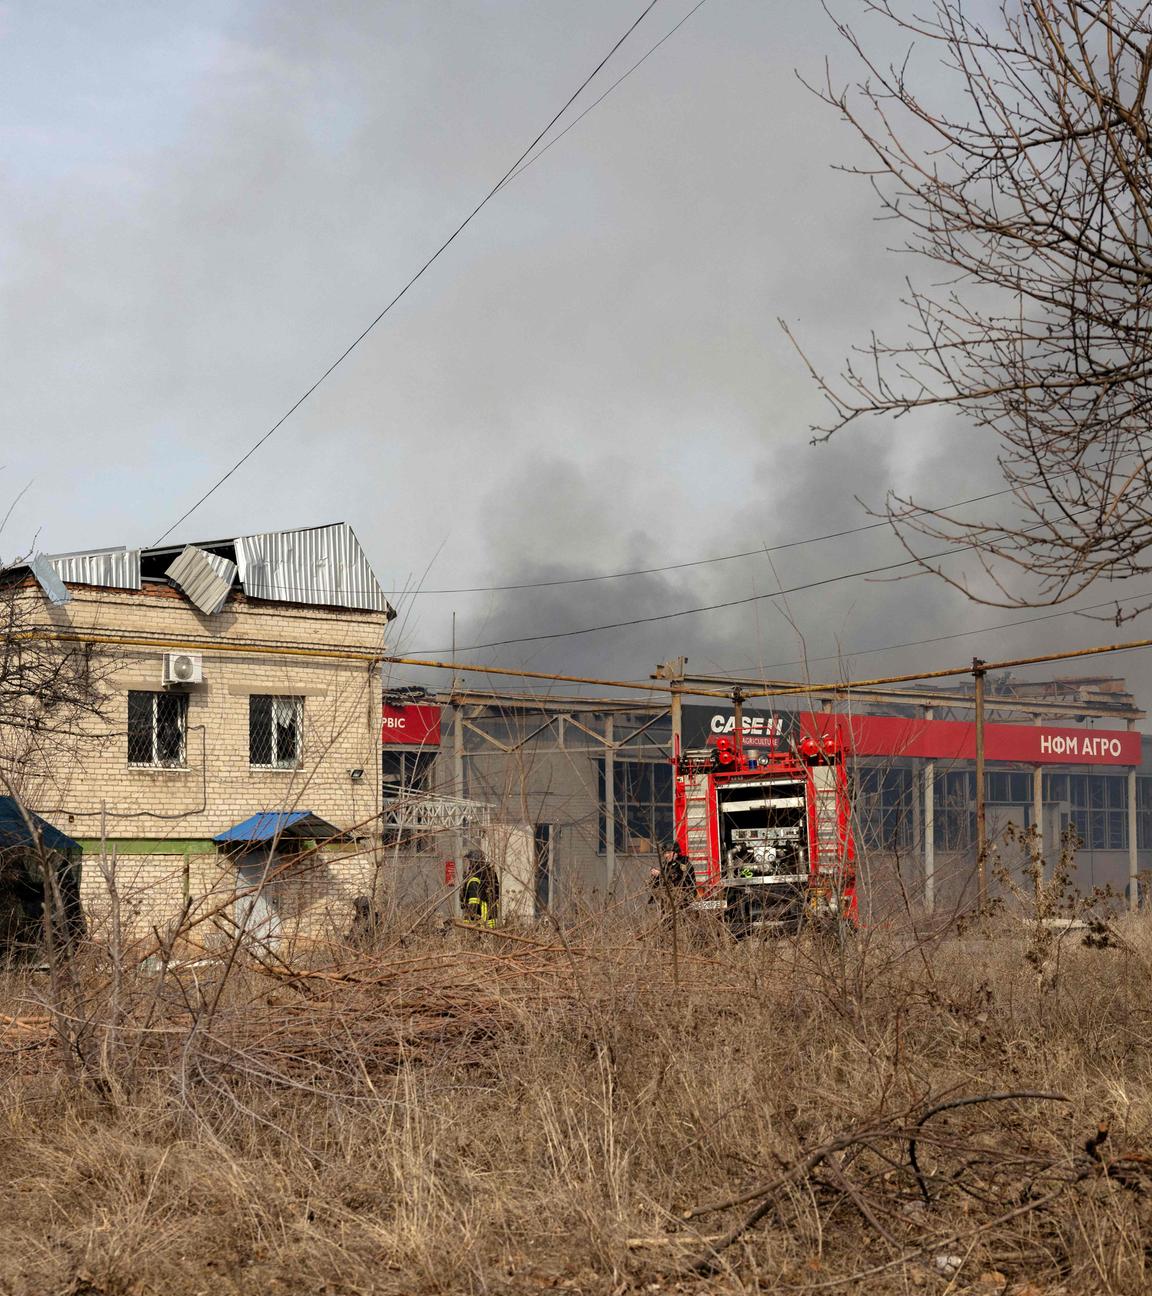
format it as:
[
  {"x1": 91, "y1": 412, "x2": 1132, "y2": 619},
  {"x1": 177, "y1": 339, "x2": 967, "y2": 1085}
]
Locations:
[{"x1": 2, "y1": 910, "x2": 1152, "y2": 1294}]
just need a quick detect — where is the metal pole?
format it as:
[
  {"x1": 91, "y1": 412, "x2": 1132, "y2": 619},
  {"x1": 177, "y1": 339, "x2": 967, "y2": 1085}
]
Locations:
[
  {"x1": 732, "y1": 689, "x2": 745, "y2": 758},
  {"x1": 604, "y1": 713, "x2": 616, "y2": 894},
  {"x1": 1033, "y1": 715, "x2": 1044, "y2": 904},
  {"x1": 451, "y1": 701, "x2": 464, "y2": 919},
  {"x1": 1128, "y1": 718, "x2": 1139, "y2": 911},
  {"x1": 973, "y1": 658, "x2": 987, "y2": 909},
  {"x1": 923, "y1": 706, "x2": 934, "y2": 915}
]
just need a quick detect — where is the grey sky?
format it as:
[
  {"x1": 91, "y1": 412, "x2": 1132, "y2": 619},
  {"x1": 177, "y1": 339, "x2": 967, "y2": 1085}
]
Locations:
[{"x1": 2, "y1": 1, "x2": 1148, "y2": 708}]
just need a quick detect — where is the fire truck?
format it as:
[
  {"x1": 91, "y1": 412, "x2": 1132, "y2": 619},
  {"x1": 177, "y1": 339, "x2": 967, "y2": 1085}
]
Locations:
[{"x1": 673, "y1": 725, "x2": 857, "y2": 935}]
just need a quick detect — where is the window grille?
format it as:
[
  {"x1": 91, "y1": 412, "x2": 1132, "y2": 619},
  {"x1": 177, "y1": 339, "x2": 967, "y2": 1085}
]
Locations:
[
  {"x1": 249, "y1": 696, "x2": 303, "y2": 768},
  {"x1": 127, "y1": 690, "x2": 187, "y2": 767}
]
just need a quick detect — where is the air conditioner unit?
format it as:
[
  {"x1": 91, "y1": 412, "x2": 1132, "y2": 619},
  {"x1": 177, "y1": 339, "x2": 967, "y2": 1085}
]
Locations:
[{"x1": 162, "y1": 652, "x2": 203, "y2": 686}]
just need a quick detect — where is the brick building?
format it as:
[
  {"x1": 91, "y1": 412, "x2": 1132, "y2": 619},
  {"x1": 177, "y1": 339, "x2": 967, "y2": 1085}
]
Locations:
[{"x1": 4, "y1": 523, "x2": 393, "y2": 941}]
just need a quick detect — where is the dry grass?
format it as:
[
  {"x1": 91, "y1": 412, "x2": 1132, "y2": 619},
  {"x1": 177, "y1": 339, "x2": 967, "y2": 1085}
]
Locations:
[{"x1": 3, "y1": 908, "x2": 1152, "y2": 1295}]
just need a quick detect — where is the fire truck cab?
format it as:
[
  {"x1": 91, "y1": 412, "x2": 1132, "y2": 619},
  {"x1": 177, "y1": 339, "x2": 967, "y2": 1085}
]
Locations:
[{"x1": 674, "y1": 729, "x2": 857, "y2": 935}]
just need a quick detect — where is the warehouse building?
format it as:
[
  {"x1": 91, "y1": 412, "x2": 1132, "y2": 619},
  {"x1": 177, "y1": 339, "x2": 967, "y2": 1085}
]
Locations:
[{"x1": 378, "y1": 674, "x2": 1149, "y2": 917}]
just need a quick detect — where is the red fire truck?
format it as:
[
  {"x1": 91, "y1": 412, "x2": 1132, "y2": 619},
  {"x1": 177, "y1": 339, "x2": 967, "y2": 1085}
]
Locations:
[{"x1": 673, "y1": 726, "x2": 857, "y2": 934}]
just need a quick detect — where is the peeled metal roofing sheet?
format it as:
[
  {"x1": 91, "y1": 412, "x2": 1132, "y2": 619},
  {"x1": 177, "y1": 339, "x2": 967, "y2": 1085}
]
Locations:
[
  {"x1": 29, "y1": 553, "x2": 71, "y2": 605},
  {"x1": 46, "y1": 547, "x2": 141, "y2": 591},
  {"x1": 166, "y1": 545, "x2": 237, "y2": 616},
  {"x1": 235, "y1": 522, "x2": 391, "y2": 613}
]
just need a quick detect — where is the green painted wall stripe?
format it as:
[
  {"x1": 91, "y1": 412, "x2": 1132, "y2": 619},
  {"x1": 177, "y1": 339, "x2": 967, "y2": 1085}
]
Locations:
[{"x1": 74, "y1": 839, "x2": 219, "y2": 855}]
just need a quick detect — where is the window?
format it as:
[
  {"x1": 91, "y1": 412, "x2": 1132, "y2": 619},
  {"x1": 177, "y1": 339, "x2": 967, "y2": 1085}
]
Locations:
[
  {"x1": 855, "y1": 766, "x2": 914, "y2": 851},
  {"x1": 598, "y1": 759, "x2": 673, "y2": 855},
  {"x1": 381, "y1": 749, "x2": 437, "y2": 793},
  {"x1": 534, "y1": 824, "x2": 554, "y2": 915},
  {"x1": 249, "y1": 696, "x2": 303, "y2": 768},
  {"x1": 934, "y1": 770, "x2": 975, "y2": 851},
  {"x1": 986, "y1": 771, "x2": 1030, "y2": 806},
  {"x1": 1138, "y1": 778, "x2": 1152, "y2": 851},
  {"x1": 128, "y1": 690, "x2": 187, "y2": 767},
  {"x1": 1068, "y1": 774, "x2": 1127, "y2": 850}
]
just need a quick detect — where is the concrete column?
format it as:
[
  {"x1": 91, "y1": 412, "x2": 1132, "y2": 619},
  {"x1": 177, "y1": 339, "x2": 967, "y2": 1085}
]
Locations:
[
  {"x1": 451, "y1": 703, "x2": 464, "y2": 919},
  {"x1": 604, "y1": 713, "x2": 616, "y2": 895}
]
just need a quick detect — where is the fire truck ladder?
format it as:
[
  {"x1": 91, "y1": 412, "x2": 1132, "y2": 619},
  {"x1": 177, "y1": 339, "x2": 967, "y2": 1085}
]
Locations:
[
  {"x1": 682, "y1": 772, "x2": 713, "y2": 881},
  {"x1": 811, "y1": 766, "x2": 840, "y2": 870}
]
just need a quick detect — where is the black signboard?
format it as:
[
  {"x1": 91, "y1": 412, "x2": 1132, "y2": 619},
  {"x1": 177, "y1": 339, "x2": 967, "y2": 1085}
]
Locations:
[{"x1": 681, "y1": 704, "x2": 799, "y2": 751}]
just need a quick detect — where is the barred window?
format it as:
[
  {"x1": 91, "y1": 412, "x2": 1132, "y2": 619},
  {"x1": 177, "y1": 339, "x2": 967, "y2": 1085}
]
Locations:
[
  {"x1": 249, "y1": 696, "x2": 303, "y2": 768},
  {"x1": 128, "y1": 691, "x2": 187, "y2": 767}
]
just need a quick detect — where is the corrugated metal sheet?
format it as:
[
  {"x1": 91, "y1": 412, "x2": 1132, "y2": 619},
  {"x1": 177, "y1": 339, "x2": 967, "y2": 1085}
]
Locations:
[
  {"x1": 46, "y1": 547, "x2": 140, "y2": 590},
  {"x1": 29, "y1": 553, "x2": 71, "y2": 605},
  {"x1": 235, "y1": 523, "x2": 391, "y2": 613},
  {"x1": 166, "y1": 545, "x2": 237, "y2": 616},
  {"x1": 213, "y1": 811, "x2": 339, "y2": 843}
]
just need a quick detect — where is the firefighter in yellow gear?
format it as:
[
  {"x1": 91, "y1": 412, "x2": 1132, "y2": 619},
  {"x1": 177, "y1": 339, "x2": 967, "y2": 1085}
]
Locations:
[{"x1": 462, "y1": 848, "x2": 499, "y2": 928}]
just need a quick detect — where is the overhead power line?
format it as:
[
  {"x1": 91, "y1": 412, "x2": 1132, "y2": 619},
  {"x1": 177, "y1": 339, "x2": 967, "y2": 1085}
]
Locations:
[
  {"x1": 414, "y1": 500, "x2": 1111, "y2": 654},
  {"x1": 154, "y1": 0, "x2": 682, "y2": 547},
  {"x1": 406, "y1": 487, "x2": 1016, "y2": 594},
  {"x1": 385, "y1": 634, "x2": 1152, "y2": 698},
  {"x1": 496, "y1": 0, "x2": 712, "y2": 193},
  {"x1": 720, "y1": 588, "x2": 1152, "y2": 675},
  {"x1": 414, "y1": 544, "x2": 962, "y2": 653}
]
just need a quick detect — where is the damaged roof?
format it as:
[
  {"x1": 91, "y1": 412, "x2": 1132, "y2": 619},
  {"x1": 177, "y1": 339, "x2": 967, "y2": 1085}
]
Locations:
[{"x1": 24, "y1": 522, "x2": 394, "y2": 618}]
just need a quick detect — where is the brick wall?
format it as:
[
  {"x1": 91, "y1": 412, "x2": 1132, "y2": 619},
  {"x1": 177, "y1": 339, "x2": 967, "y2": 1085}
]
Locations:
[{"x1": 8, "y1": 581, "x2": 389, "y2": 938}]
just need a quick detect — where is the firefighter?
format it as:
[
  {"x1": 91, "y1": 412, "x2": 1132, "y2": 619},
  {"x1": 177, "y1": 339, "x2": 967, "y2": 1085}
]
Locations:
[
  {"x1": 462, "y1": 848, "x2": 500, "y2": 928},
  {"x1": 649, "y1": 846, "x2": 696, "y2": 914},
  {"x1": 346, "y1": 894, "x2": 382, "y2": 949}
]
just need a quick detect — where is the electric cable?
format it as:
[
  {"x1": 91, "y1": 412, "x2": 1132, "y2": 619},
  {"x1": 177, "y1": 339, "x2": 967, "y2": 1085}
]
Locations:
[
  {"x1": 716, "y1": 587, "x2": 1152, "y2": 675},
  {"x1": 415, "y1": 543, "x2": 965, "y2": 653},
  {"x1": 413, "y1": 503, "x2": 1106, "y2": 653},
  {"x1": 495, "y1": 0, "x2": 712, "y2": 193},
  {"x1": 405, "y1": 486, "x2": 1017, "y2": 594},
  {"x1": 153, "y1": 0, "x2": 670, "y2": 547}
]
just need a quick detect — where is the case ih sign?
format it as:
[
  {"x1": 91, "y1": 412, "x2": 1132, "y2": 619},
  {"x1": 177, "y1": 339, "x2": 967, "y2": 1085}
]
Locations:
[
  {"x1": 681, "y1": 704, "x2": 793, "y2": 750},
  {"x1": 381, "y1": 704, "x2": 442, "y2": 747},
  {"x1": 798, "y1": 712, "x2": 1140, "y2": 766}
]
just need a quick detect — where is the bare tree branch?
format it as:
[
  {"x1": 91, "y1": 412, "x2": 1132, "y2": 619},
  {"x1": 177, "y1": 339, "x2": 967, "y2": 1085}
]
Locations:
[{"x1": 797, "y1": 1, "x2": 1152, "y2": 607}]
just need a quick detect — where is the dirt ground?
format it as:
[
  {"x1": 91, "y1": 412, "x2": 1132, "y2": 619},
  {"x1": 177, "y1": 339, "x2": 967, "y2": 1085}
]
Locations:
[{"x1": 2, "y1": 907, "x2": 1151, "y2": 1295}]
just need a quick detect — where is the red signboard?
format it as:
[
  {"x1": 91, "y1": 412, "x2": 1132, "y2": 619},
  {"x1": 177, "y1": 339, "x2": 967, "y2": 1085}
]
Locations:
[
  {"x1": 798, "y1": 712, "x2": 1140, "y2": 766},
  {"x1": 381, "y1": 703, "x2": 442, "y2": 747}
]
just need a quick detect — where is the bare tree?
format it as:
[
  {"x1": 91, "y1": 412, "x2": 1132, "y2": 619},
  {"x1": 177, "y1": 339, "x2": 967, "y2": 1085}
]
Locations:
[
  {"x1": 791, "y1": 1, "x2": 1152, "y2": 611},
  {"x1": 0, "y1": 566, "x2": 109, "y2": 794}
]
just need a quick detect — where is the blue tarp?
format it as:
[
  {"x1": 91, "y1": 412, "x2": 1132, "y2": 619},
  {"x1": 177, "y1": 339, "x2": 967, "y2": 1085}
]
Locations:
[
  {"x1": 213, "y1": 811, "x2": 340, "y2": 844},
  {"x1": 0, "y1": 798, "x2": 79, "y2": 853}
]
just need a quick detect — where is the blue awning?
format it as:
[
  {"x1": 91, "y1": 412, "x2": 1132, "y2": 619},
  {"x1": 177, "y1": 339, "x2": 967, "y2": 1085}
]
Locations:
[
  {"x1": 0, "y1": 798, "x2": 80, "y2": 853},
  {"x1": 213, "y1": 811, "x2": 341, "y2": 845}
]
